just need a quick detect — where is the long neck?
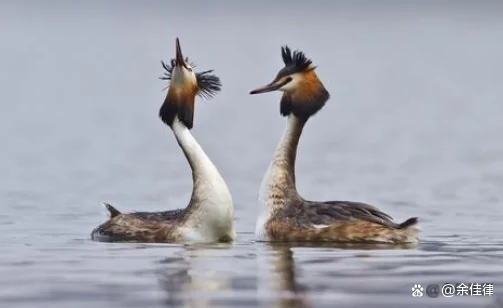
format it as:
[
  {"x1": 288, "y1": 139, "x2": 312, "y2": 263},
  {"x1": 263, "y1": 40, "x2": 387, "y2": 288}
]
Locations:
[
  {"x1": 259, "y1": 115, "x2": 306, "y2": 203},
  {"x1": 171, "y1": 117, "x2": 231, "y2": 211}
]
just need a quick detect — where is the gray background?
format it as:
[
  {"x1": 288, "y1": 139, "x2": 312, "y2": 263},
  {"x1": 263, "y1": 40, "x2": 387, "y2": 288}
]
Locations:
[{"x1": 1, "y1": 1, "x2": 502, "y2": 307}]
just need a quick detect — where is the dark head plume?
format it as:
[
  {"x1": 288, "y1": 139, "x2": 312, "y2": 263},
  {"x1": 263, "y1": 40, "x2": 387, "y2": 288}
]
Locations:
[
  {"x1": 277, "y1": 45, "x2": 313, "y2": 79},
  {"x1": 158, "y1": 38, "x2": 222, "y2": 129}
]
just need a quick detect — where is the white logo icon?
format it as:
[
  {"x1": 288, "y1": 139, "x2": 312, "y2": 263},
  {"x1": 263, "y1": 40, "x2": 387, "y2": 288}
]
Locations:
[{"x1": 412, "y1": 284, "x2": 424, "y2": 297}]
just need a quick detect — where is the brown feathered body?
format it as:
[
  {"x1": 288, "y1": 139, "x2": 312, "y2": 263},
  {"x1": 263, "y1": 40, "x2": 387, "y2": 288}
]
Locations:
[
  {"x1": 91, "y1": 204, "x2": 234, "y2": 243},
  {"x1": 91, "y1": 205, "x2": 185, "y2": 242}
]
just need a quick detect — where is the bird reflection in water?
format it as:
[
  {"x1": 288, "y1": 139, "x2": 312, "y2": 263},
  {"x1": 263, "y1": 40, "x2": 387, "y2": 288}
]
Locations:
[
  {"x1": 257, "y1": 243, "x2": 311, "y2": 308},
  {"x1": 156, "y1": 243, "x2": 234, "y2": 307},
  {"x1": 156, "y1": 241, "x2": 417, "y2": 307},
  {"x1": 258, "y1": 241, "x2": 418, "y2": 308}
]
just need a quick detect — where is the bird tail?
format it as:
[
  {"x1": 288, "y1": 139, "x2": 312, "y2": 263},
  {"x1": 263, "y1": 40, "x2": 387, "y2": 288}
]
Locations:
[
  {"x1": 102, "y1": 202, "x2": 121, "y2": 218},
  {"x1": 398, "y1": 217, "x2": 419, "y2": 229}
]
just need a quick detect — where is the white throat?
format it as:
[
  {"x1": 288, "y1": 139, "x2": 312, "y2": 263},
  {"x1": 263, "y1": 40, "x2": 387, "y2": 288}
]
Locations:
[
  {"x1": 171, "y1": 117, "x2": 234, "y2": 242},
  {"x1": 256, "y1": 115, "x2": 300, "y2": 239},
  {"x1": 258, "y1": 115, "x2": 300, "y2": 202}
]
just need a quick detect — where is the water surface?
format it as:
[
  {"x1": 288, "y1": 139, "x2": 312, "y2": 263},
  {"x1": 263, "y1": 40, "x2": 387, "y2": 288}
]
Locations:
[{"x1": 1, "y1": 1, "x2": 503, "y2": 307}]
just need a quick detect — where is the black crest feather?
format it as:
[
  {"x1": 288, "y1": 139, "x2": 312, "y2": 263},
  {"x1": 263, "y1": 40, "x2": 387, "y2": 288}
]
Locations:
[
  {"x1": 274, "y1": 46, "x2": 314, "y2": 81},
  {"x1": 195, "y1": 70, "x2": 221, "y2": 99},
  {"x1": 281, "y1": 45, "x2": 313, "y2": 72}
]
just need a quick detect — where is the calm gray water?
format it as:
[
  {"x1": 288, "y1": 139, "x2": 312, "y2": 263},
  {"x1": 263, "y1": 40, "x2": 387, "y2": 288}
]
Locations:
[{"x1": 1, "y1": 1, "x2": 503, "y2": 307}]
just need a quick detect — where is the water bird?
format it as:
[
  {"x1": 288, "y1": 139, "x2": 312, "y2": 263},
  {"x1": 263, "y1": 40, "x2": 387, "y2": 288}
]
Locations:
[
  {"x1": 249, "y1": 45, "x2": 419, "y2": 243},
  {"x1": 91, "y1": 38, "x2": 235, "y2": 243}
]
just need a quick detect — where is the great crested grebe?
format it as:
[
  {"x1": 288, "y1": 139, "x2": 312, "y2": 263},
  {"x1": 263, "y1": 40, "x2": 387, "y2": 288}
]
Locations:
[
  {"x1": 249, "y1": 46, "x2": 419, "y2": 244},
  {"x1": 91, "y1": 38, "x2": 235, "y2": 244}
]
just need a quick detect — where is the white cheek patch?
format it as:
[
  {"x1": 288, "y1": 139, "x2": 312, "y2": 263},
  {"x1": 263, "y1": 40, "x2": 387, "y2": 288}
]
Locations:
[
  {"x1": 183, "y1": 65, "x2": 198, "y2": 85},
  {"x1": 189, "y1": 71, "x2": 197, "y2": 85},
  {"x1": 279, "y1": 74, "x2": 301, "y2": 92}
]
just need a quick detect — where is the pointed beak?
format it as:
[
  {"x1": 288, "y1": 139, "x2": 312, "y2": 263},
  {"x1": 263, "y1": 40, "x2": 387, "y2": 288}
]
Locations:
[
  {"x1": 249, "y1": 77, "x2": 291, "y2": 95},
  {"x1": 175, "y1": 37, "x2": 186, "y2": 68}
]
